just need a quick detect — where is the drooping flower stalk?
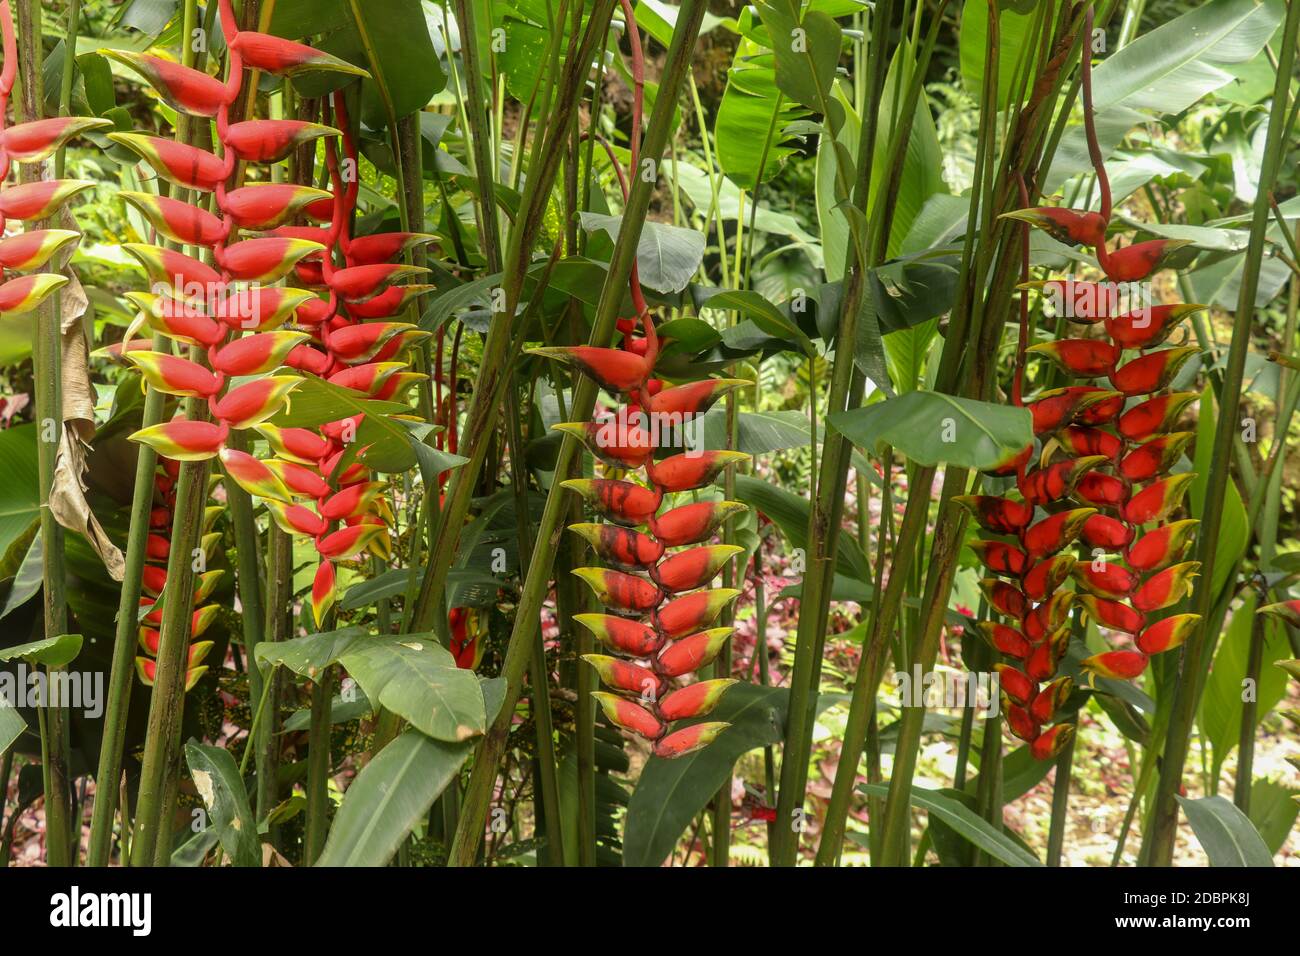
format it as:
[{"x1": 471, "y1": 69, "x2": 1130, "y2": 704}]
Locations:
[
  {"x1": 985, "y1": 4, "x2": 1203, "y2": 759},
  {"x1": 108, "y1": 0, "x2": 423, "y2": 863}
]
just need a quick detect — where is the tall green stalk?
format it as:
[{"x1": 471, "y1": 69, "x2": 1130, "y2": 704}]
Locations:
[
  {"x1": 88, "y1": 0, "x2": 202, "y2": 867},
  {"x1": 770, "y1": 0, "x2": 895, "y2": 868},
  {"x1": 445, "y1": 0, "x2": 708, "y2": 866},
  {"x1": 1142, "y1": 0, "x2": 1300, "y2": 865},
  {"x1": 14, "y1": 0, "x2": 72, "y2": 867}
]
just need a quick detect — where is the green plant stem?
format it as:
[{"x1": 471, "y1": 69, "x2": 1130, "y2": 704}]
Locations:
[
  {"x1": 257, "y1": 525, "x2": 291, "y2": 822},
  {"x1": 304, "y1": 663, "x2": 336, "y2": 864},
  {"x1": 14, "y1": 0, "x2": 71, "y2": 868},
  {"x1": 1142, "y1": 0, "x2": 1300, "y2": 866},
  {"x1": 1046, "y1": 715, "x2": 1077, "y2": 866},
  {"x1": 444, "y1": 0, "x2": 706, "y2": 867},
  {"x1": 408, "y1": 0, "x2": 614, "y2": 641},
  {"x1": 770, "y1": 0, "x2": 896, "y2": 868}
]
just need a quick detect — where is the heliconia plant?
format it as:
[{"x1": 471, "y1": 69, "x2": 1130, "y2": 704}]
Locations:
[
  {"x1": 0, "y1": 0, "x2": 107, "y2": 318},
  {"x1": 108, "y1": 0, "x2": 433, "y2": 644},
  {"x1": 973, "y1": 10, "x2": 1205, "y2": 758}
]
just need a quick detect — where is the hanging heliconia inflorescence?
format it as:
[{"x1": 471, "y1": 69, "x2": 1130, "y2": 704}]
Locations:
[
  {"x1": 528, "y1": 2, "x2": 749, "y2": 759},
  {"x1": 135, "y1": 457, "x2": 223, "y2": 689},
  {"x1": 965, "y1": 6, "x2": 1204, "y2": 759},
  {"x1": 110, "y1": 0, "x2": 427, "y2": 675},
  {"x1": 0, "y1": 0, "x2": 107, "y2": 323}
]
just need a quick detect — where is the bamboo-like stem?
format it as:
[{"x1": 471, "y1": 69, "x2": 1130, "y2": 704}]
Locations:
[
  {"x1": 408, "y1": 0, "x2": 612, "y2": 639},
  {"x1": 452, "y1": 0, "x2": 502, "y2": 268},
  {"x1": 304, "y1": 663, "x2": 336, "y2": 864},
  {"x1": 445, "y1": 0, "x2": 706, "y2": 866},
  {"x1": 257, "y1": 525, "x2": 291, "y2": 822},
  {"x1": 1142, "y1": 0, "x2": 1300, "y2": 866},
  {"x1": 502, "y1": 380, "x2": 564, "y2": 865},
  {"x1": 14, "y1": 0, "x2": 71, "y2": 867},
  {"x1": 770, "y1": 0, "x2": 896, "y2": 868},
  {"x1": 1233, "y1": 596, "x2": 1266, "y2": 813},
  {"x1": 88, "y1": 0, "x2": 204, "y2": 865},
  {"x1": 1046, "y1": 715, "x2": 1077, "y2": 866}
]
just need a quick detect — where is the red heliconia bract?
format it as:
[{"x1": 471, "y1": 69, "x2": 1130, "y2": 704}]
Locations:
[{"x1": 977, "y1": 29, "x2": 1204, "y2": 756}]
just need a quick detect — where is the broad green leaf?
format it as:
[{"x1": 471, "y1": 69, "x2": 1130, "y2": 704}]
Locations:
[
  {"x1": 185, "y1": 741, "x2": 261, "y2": 867},
  {"x1": 1177, "y1": 794, "x2": 1274, "y2": 866},
  {"x1": 0, "y1": 700, "x2": 24, "y2": 753},
  {"x1": 578, "y1": 213, "x2": 706, "y2": 294},
  {"x1": 623, "y1": 684, "x2": 787, "y2": 867},
  {"x1": 0, "y1": 633, "x2": 83, "y2": 668},
  {"x1": 733, "y1": 473, "x2": 868, "y2": 580},
  {"x1": 859, "y1": 782, "x2": 1043, "y2": 866},
  {"x1": 830, "y1": 391, "x2": 1033, "y2": 470},
  {"x1": 959, "y1": 0, "x2": 1038, "y2": 109},
  {"x1": 700, "y1": 289, "x2": 814, "y2": 355},
  {"x1": 1198, "y1": 594, "x2": 1289, "y2": 780},
  {"x1": 1248, "y1": 778, "x2": 1300, "y2": 855},
  {"x1": 0, "y1": 425, "x2": 40, "y2": 566},
  {"x1": 170, "y1": 827, "x2": 220, "y2": 867},
  {"x1": 254, "y1": 626, "x2": 369, "y2": 680},
  {"x1": 755, "y1": 2, "x2": 841, "y2": 114},
  {"x1": 339, "y1": 633, "x2": 486, "y2": 742},
  {"x1": 714, "y1": 38, "x2": 805, "y2": 190},
  {"x1": 270, "y1": 375, "x2": 416, "y2": 474},
  {"x1": 283, "y1": 688, "x2": 373, "y2": 733},
  {"x1": 1, "y1": 528, "x2": 42, "y2": 619},
  {"x1": 702, "y1": 408, "x2": 811, "y2": 457},
  {"x1": 317, "y1": 730, "x2": 470, "y2": 867}
]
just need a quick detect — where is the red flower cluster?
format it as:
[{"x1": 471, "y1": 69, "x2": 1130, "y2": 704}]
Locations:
[
  {"x1": 110, "y1": 0, "x2": 428, "y2": 664},
  {"x1": 966, "y1": 23, "x2": 1204, "y2": 757}
]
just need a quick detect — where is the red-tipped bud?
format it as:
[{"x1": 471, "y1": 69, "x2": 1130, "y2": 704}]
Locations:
[
  {"x1": 0, "y1": 273, "x2": 67, "y2": 315},
  {"x1": 654, "y1": 589, "x2": 741, "y2": 640},
  {"x1": 1025, "y1": 339, "x2": 1120, "y2": 377},
  {"x1": 222, "y1": 119, "x2": 338, "y2": 163},
  {"x1": 346, "y1": 232, "x2": 439, "y2": 266},
  {"x1": 311, "y1": 560, "x2": 336, "y2": 627},
  {"x1": 1131, "y1": 561, "x2": 1199, "y2": 613},
  {"x1": 568, "y1": 522, "x2": 665, "y2": 571},
  {"x1": 574, "y1": 613, "x2": 665, "y2": 657},
  {"x1": 1004, "y1": 701, "x2": 1040, "y2": 742},
  {"x1": 980, "y1": 442, "x2": 1034, "y2": 478},
  {"x1": 101, "y1": 49, "x2": 229, "y2": 117},
  {"x1": 218, "y1": 448, "x2": 294, "y2": 502},
  {"x1": 265, "y1": 499, "x2": 329, "y2": 536},
  {"x1": 1117, "y1": 392, "x2": 1198, "y2": 441},
  {"x1": 645, "y1": 450, "x2": 749, "y2": 492},
  {"x1": 648, "y1": 501, "x2": 747, "y2": 547},
  {"x1": 528, "y1": 345, "x2": 651, "y2": 393},
  {"x1": 2, "y1": 116, "x2": 111, "y2": 163},
  {"x1": 328, "y1": 263, "x2": 429, "y2": 302},
  {"x1": 651, "y1": 544, "x2": 744, "y2": 593},
  {"x1": 1020, "y1": 507, "x2": 1096, "y2": 559},
  {"x1": 229, "y1": 31, "x2": 370, "y2": 77},
  {"x1": 263, "y1": 459, "x2": 331, "y2": 499},
  {"x1": 1123, "y1": 472, "x2": 1195, "y2": 526},
  {"x1": 653, "y1": 721, "x2": 729, "y2": 759},
  {"x1": 315, "y1": 523, "x2": 386, "y2": 559},
  {"x1": 1029, "y1": 387, "x2": 1123, "y2": 433},
  {"x1": 1126, "y1": 519, "x2": 1198, "y2": 572},
  {"x1": 216, "y1": 237, "x2": 325, "y2": 283},
  {"x1": 572, "y1": 567, "x2": 663, "y2": 615},
  {"x1": 257, "y1": 424, "x2": 331, "y2": 464},
  {"x1": 656, "y1": 628, "x2": 733, "y2": 678},
  {"x1": 1074, "y1": 472, "x2": 1127, "y2": 509},
  {"x1": 211, "y1": 331, "x2": 308, "y2": 376},
  {"x1": 222, "y1": 183, "x2": 335, "y2": 230},
  {"x1": 1021, "y1": 554, "x2": 1077, "y2": 602},
  {"x1": 1081, "y1": 649, "x2": 1149, "y2": 680},
  {"x1": 1029, "y1": 677, "x2": 1073, "y2": 725},
  {"x1": 0, "y1": 229, "x2": 81, "y2": 272},
  {"x1": 953, "y1": 494, "x2": 1034, "y2": 534}
]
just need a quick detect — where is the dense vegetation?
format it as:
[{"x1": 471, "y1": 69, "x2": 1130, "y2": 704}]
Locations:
[{"x1": 1, "y1": 0, "x2": 1298, "y2": 869}]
